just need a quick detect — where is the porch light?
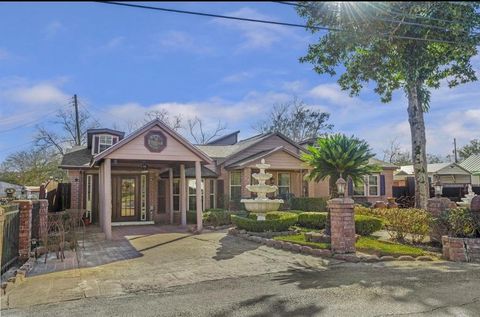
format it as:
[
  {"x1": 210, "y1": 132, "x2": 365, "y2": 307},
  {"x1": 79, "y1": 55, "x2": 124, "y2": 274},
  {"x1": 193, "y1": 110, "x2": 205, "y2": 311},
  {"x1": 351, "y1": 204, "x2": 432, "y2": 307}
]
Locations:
[
  {"x1": 141, "y1": 161, "x2": 148, "y2": 170},
  {"x1": 336, "y1": 176, "x2": 347, "y2": 198},
  {"x1": 434, "y1": 179, "x2": 443, "y2": 198}
]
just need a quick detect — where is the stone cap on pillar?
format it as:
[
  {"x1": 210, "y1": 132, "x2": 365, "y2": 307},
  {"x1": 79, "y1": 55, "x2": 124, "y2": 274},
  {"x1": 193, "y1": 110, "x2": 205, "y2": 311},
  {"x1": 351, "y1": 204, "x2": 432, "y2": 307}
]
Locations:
[{"x1": 327, "y1": 197, "x2": 355, "y2": 208}]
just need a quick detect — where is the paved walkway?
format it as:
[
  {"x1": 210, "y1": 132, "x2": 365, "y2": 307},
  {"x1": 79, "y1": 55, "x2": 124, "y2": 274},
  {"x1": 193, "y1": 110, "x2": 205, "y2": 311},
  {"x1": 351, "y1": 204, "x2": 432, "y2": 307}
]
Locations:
[{"x1": 29, "y1": 225, "x2": 190, "y2": 276}]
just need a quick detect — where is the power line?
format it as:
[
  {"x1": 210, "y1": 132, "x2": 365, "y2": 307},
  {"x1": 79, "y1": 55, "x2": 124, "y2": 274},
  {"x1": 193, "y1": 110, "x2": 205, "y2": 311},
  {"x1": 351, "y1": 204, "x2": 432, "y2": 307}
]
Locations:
[
  {"x1": 96, "y1": 1, "x2": 467, "y2": 45},
  {"x1": 0, "y1": 108, "x2": 61, "y2": 134}
]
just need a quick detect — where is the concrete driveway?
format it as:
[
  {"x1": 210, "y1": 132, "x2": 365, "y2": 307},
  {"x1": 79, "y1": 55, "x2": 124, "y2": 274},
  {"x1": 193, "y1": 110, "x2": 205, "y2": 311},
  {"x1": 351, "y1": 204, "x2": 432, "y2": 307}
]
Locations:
[{"x1": 3, "y1": 229, "x2": 480, "y2": 316}]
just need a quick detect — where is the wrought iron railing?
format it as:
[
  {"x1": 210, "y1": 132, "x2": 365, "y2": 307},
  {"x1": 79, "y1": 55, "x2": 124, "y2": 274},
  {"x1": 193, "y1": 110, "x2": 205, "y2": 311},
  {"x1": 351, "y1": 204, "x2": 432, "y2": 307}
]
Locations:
[{"x1": 1, "y1": 204, "x2": 20, "y2": 274}]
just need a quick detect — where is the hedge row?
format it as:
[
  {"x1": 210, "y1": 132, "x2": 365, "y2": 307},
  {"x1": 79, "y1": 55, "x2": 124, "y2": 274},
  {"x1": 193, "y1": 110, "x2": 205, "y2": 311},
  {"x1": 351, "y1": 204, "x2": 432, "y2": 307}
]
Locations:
[
  {"x1": 290, "y1": 197, "x2": 327, "y2": 212},
  {"x1": 297, "y1": 212, "x2": 327, "y2": 229},
  {"x1": 231, "y1": 212, "x2": 298, "y2": 232}
]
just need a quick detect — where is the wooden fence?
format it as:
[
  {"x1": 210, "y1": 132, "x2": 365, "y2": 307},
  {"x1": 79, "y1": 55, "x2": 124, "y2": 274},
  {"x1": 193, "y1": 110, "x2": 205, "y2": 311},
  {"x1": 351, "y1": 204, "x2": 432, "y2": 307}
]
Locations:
[{"x1": 1, "y1": 204, "x2": 20, "y2": 274}]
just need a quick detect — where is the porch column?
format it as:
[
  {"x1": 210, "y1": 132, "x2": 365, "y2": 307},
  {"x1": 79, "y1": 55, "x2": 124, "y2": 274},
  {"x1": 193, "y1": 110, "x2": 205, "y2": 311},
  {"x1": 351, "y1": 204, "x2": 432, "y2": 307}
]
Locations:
[
  {"x1": 195, "y1": 161, "x2": 203, "y2": 231},
  {"x1": 98, "y1": 163, "x2": 104, "y2": 231},
  {"x1": 104, "y1": 158, "x2": 112, "y2": 240},
  {"x1": 180, "y1": 163, "x2": 187, "y2": 226},
  {"x1": 169, "y1": 168, "x2": 174, "y2": 224}
]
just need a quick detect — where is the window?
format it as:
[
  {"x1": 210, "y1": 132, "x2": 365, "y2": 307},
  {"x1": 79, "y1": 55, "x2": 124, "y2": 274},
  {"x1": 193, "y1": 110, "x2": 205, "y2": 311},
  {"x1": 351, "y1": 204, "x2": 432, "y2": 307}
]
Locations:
[
  {"x1": 99, "y1": 135, "x2": 113, "y2": 152},
  {"x1": 172, "y1": 179, "x2": 180, "y2": 211},
  {"x1": 277, "y1": 173, "x2": 291, "y2": 196},
  {"x1": 353, "y1": 175, "x2": 380, "y2": 197},
  {"x1": 209, "y1": 179, "x2": 216, "y2": 209},
  {"x1": 188, "y1": 179, "x2": 204, "y2": 211},
  {"x1": 230, "y1": 171, "x2": 242, "y2": 202}
]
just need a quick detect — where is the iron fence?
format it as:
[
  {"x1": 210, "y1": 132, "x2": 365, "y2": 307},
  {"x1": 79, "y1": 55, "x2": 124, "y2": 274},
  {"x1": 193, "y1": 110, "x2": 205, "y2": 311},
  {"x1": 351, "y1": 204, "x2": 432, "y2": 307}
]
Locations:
[{"x1": 1, "y1": 204, "x2": 20, "y2": 274}]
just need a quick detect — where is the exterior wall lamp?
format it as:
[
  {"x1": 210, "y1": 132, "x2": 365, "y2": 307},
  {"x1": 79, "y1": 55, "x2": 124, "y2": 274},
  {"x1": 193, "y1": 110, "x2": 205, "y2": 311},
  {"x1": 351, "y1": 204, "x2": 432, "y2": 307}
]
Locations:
[{"x1": 434, "y1": 179, "x2": 443, "y2": 198}]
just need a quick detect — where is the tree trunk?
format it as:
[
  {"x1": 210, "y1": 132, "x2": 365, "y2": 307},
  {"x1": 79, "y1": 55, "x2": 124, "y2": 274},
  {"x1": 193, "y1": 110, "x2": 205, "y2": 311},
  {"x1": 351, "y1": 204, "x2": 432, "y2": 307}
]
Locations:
[{"x1": 406, "y1": 83, "x2": 429, "y2": 210}]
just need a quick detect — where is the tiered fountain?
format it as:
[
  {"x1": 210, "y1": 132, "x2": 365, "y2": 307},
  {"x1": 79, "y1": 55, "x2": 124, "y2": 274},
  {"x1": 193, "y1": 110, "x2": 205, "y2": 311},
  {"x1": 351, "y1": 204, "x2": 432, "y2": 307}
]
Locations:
[
  {"x1": 457, "y1": 184, "x2": 477, "y2": 208},
  {"x1": 241, "y1": 159, "x2": 283, "y2": 220}
]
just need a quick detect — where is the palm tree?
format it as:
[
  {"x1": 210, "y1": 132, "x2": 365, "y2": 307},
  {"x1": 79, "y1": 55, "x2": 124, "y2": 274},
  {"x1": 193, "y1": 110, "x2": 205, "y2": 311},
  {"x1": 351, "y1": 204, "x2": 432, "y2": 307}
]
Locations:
[{"x1": 302, "y1": 134, "x2": 380, "y2": 235}]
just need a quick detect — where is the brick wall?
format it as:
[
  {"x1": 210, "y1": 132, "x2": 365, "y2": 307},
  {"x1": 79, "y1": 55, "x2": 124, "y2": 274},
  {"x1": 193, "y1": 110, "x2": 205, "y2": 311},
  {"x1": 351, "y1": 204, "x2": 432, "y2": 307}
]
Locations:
[
  {"x1": 328, "y1": 198, "x2": 356, "y2": 254},
  {"x1": 442, "y1": 236, "x2": 480, "y2": 262},
  {"x1": 241, "y1": 168, "x2": 252, "y2": 198},
  {"x1": 15, "y1": 200, "x2": 33, "y2": 260},
  {"x1": 68, "y1": 170, "x2": 82, "y2": 209}
]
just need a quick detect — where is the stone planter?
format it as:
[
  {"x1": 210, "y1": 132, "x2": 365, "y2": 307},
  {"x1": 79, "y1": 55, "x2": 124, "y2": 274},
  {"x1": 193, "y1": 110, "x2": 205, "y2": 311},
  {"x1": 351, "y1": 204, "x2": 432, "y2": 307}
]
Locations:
[{"x1": 442, "y1": 236, "x2": 480, "y2": 262}]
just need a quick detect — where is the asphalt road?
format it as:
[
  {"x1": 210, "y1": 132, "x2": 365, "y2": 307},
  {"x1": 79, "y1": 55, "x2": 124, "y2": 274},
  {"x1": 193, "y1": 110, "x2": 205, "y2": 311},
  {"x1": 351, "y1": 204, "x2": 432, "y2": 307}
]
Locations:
[{"x1": 4, "y1": 261, "x2": 480, "y2": 317}]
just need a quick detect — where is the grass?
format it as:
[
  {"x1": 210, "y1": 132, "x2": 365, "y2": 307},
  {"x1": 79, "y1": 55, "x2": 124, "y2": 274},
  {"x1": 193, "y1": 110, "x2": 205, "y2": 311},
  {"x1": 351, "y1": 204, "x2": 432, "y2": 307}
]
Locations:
[
  {"x1": 274, "y1": 234, "x2": 330, "y2": 249},
  {"x1": 356, "y1": 236, "x2": 425, "y2": 257},
  {"x1": 273, "y1": 232, "x2": 426, "y2": 257}
]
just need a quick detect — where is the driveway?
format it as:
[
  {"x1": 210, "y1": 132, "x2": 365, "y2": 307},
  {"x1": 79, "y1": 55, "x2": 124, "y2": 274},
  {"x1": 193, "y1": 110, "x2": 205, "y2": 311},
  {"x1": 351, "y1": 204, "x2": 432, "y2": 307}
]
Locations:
[{"x1": 3, "y1": 229, "x2": 480, "y2": 316}]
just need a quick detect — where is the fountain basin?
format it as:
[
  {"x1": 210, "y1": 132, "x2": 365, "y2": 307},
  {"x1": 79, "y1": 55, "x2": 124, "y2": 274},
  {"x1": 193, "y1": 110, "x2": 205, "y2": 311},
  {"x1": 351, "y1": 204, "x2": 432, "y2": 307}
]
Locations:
[{"x1": 241, "y1": 199, "x2": 284, "y2": 215}]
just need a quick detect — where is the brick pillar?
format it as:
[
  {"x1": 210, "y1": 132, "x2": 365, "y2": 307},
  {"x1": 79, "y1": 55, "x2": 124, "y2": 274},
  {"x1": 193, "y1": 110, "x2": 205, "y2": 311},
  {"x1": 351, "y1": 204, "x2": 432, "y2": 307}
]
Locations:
[
  {"x1": 38, "y1": 199, "x2": 48, "y2": 239},
  {"x1": 241, "y1": 168, "x2": 251, "y2": 198},
  {"x1": 14, "y1": 200, "x2": 33, "y2": 260},
  {"x1": 328, "y1": 198, "x2": 356, "y2": 254},
  {"x1": 427, "y1": 197, "x2": 456, "y2": 242},
  {"x1": 68, "y1": 170, "x2": 82, "y2": 209}
]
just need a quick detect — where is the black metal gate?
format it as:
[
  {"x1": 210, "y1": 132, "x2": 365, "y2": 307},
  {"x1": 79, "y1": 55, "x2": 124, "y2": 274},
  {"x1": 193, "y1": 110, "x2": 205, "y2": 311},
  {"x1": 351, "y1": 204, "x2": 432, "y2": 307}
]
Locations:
[{"x1": 1, "y1": 204, "x2": 20, "y2": 274}]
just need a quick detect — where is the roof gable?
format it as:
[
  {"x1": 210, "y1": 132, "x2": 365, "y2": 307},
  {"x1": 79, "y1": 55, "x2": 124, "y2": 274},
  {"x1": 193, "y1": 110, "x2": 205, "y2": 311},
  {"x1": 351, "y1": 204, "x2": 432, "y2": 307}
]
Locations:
[{"x1": 92, "y1": 119, "x2": 212, "y2": 165}]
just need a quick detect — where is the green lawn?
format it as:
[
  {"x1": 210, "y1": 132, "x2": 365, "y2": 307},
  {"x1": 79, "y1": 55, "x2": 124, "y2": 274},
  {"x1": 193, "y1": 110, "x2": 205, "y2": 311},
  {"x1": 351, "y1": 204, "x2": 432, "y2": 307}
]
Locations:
[
  {"x1": 273, "y1": 233, "x2": 426, "y2": 257},
  {"x1": 274, "y1": 234, "x2": 330, "y2": 249}
]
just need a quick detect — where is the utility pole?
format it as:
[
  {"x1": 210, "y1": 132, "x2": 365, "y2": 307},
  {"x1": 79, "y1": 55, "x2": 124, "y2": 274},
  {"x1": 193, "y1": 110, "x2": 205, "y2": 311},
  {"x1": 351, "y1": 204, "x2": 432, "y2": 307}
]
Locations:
[
  {"x1": 454, "y1": 138, "x2": 458, "y2": 163},
  {"x1": 74, "y1": 94, "x2": 81, "y2": 146}
]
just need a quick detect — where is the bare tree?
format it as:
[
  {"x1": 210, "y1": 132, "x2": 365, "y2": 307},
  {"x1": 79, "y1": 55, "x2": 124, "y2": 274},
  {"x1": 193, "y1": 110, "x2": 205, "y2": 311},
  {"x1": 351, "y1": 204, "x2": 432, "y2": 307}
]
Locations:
[
  {"x1": 0, "y1": 148, "x2": 65, "y2": 185},
  {"x1": 255, "y1": 98, "x2": 332, "y2": 142},
  {"x1": 144, "y1": 110, "x2": 182, "y2": 131},
  {"x1": 382, "y1": 138, "x2": 411, "y2": 165},
  {"x1": 187, "y1": 116, "x2": 226, "y2": 144},
  {"x1": 34, "y1": 105, "x2": 99, "y2": 155}
]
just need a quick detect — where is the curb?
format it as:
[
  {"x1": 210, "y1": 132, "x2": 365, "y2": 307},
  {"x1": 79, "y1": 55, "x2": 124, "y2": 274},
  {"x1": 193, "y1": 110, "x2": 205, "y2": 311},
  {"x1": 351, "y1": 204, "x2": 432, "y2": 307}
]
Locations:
[
  {"x1": 1, "y1": 256, "x2": 36, "y2": 294},
  {"x1": 227, "y1": 227, "x2": 436, "y2": 263}
]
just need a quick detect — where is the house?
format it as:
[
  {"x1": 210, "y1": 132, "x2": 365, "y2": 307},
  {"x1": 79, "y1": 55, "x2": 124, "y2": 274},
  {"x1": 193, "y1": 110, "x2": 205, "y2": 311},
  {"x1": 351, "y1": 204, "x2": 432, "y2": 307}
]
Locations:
[
  {"x1": 60, "y1": 119, "x2": 396, "y2": 239},
  {"x1": 394, "y1": 162, "x2": 472, "y2": 199},
  {"x1": 459, "y1": 154, "x2": 480, "y2": 187}
]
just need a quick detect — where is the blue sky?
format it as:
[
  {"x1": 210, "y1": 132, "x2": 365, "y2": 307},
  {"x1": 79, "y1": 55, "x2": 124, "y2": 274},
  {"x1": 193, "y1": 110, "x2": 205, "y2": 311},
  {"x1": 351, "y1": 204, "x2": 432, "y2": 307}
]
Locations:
[{"x1": 0, "y1": 2, "x2": 479, "y2": 162}]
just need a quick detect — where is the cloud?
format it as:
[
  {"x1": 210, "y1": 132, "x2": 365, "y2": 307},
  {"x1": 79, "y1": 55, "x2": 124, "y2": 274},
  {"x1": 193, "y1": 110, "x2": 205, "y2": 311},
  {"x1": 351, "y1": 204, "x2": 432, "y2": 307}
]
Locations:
[
  {"x1": 309, "y1": 83, "x2": 357, "y2": 106},
  {"x1": 153, "y1": 31, "x2": 212, "y2": 54},
  {"x1": 44, "y1": 21, "x2": 65, "y2": 38},
  {"x1": 221, "y1": 71, "x2": 254, "y2": 83},
  {"x1": 213, "y1": 7, "x2": 304, "y2": 51},
  {"x1": 0, "y1": 79, "x2": 70, "y2": 130}
]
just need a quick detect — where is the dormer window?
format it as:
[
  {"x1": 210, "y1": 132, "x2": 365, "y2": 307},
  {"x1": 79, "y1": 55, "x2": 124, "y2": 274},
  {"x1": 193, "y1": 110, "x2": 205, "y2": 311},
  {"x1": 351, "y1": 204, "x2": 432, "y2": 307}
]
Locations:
[{"x1": 99, "y1": 135, "x2": 114, "y2": 152}]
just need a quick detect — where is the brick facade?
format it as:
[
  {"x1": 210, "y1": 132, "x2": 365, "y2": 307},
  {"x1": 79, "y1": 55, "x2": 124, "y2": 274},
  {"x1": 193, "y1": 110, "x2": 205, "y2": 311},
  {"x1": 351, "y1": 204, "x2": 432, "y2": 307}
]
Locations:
[
  {"x1": 442, "y1": 236, "x2": 480, "y2": 262},
  {"x1": 328, "y1": 198, "x2": 356, "y2": 254},
  {"x1": 241, "y1": 168, "x2": 252, "y2": 198},
  {"x1": 38, "y1": 199, "x2": 48, "y2": 239},
  {"x1": 68, "y1": 170, "x2": 82, "y2": 209},
  {"x1": 15, "y1": 200, "x2": 33, "y2": 260}
]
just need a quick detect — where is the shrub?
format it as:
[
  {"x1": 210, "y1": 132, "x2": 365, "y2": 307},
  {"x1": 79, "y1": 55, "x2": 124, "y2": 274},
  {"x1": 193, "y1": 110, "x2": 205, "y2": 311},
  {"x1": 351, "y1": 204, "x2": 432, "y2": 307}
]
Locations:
[
  {"x1": 231, "y1": 212, "x2": 298, "y2": 232},
  {"x1": 290, "y1": 197, "x2": 327, "y2": 212},
  {"x1": 354, "y1": 205, "x2": 387, "y2": 219},
  {"x1": 354, "y1": 215, "x2": 383, "y2": 236},
  {"x1": 439, "y1": 207, "x2": 478, "y2": 238},
  {"x1": 297, "y1": 212, "x2": 327, "y2": 229},
  {"x1": 382, "y1": 208, "x2": 432, "y2": 243},
  {"x1": 203, "y1": 209, "x2": 230, "y2": 227}
]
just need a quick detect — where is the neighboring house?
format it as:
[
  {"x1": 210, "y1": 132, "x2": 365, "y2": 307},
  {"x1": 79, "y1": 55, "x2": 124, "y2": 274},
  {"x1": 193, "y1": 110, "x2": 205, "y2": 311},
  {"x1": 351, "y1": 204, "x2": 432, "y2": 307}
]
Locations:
[
  {"x1": 459, "y1": 154, "x2": 480, "y2": 186},
  {"x1": 394, "y1": 162, "x2": 472, "y2": 199},
  {"x1": 59, "y1": 119, "x2": 396, "y2": 239}
]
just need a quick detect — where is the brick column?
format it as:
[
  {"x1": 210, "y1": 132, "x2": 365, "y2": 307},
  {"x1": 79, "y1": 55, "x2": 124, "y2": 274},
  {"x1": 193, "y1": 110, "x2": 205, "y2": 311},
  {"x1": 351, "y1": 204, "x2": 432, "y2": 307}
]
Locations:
[
  {"x1": 241, "y1": 168, "x2": 251, "y2": 198},
  {"x1": 68, "y1": 170, "x2": 82, "y2": 209},
  {"x1": 14, "y1": 200, "x2": 33, "y2": 260},
  {"x1": 328, "y1": 198, "x2": 356, "y2": 254},
  {"x1": 38, "y1": 199, "x2": 48, "y2": 239},
  {"x1": 427, "y1": 197, "x2": 456, "y2": 242}
]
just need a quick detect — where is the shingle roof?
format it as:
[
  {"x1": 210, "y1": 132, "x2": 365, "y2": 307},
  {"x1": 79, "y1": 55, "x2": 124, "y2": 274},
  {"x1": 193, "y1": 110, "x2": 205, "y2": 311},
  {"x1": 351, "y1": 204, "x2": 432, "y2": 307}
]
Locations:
[
  {"x1": 196, "y1": 133, "x2": 269, "y2": 159},
  {"x1": 399, "y1": 162, "x2": 471, "y2": 175},
  {"x1": 460, "y1": 154, "x2": 480, "y2": 173},
  {"x1": 60, "y1": 147, "x2": 92, "y2": 167},
  {"x1": 369, "y1": 158, "x2": 398, "y2": 169}
]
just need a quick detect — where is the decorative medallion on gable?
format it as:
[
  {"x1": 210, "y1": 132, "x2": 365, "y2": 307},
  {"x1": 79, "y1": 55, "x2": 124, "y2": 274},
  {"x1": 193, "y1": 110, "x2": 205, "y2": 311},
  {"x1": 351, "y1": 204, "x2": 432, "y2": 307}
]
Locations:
[{"x1": 144, "y1": 131, "x2": 167, "y2": 152}]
